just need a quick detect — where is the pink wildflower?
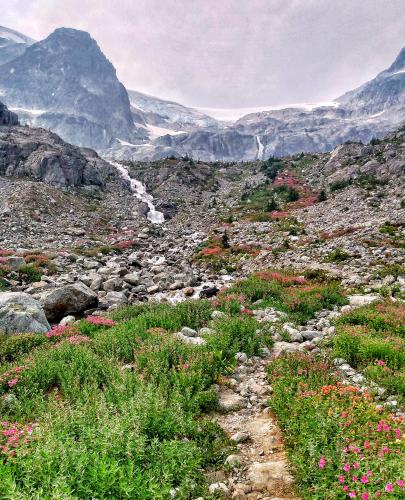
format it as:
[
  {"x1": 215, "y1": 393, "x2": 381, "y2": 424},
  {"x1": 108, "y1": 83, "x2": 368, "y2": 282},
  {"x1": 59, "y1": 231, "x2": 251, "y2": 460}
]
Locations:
[
  {"x1": 318, "y1": 457, "x2": 326, "y2": 469},
  {"x1": 86, "y1": 315, "x2": 117, "y2": 327},
  {"x1": 339, "y1": 475, "x2": 345, "y2": 484},
  {"x1": 343, "y1": 463, "x2": 351, "y2": 472},
  {"x1": 360, "y1": 476, "x2": 369, "y2": 484},
  {"x1": 394, "y1": 428, "x2": 401, "y2": 439},
  {"x1": 348, "y1": 491, "x2": 356, "y2": 497},
  {"x1": 385, "y1": 483, "x2": 394, "y2": 493},
  {"x1": 183, "y1": 363, "x2": 190, "y2": 370},
  {"x1": 396, "y1": 480, "x2": 404, "y2": 488},
  {"x1": 376, "y1": 360, "x2": 386, "y2": 366},
  {"x1": 352, "y1": 476, "x2": 358, "y2": 482},
  {"x1": 7, "y1": 378, "x2": 18, "y2": 387},
  {"x1": 353, "y1": 462, "x2": 359, "y2": 470},
  {"x1": 361, "y1": 494, "x2": 369, "y2": 500}
]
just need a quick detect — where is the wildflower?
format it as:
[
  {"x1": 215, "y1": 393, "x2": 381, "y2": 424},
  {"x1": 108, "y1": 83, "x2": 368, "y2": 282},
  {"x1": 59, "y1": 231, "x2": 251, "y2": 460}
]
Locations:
[
  {"x1": 7, "y1": 379, "x2": 18, "y2": 387},
  {"x1": 183, "y1": 363, "x2": 190, "y2": 370},
  {"x1": 397, "y1": 480, "x2": 404, "y2": 488},
  {"x1": 343, "y1": 463, "x2": 351, "y2": 472},
  {"x1": 86, "y1": 316, "x2": 117, "y2": 327},
  {"x1": 364, "y1": 440, "x2": 370, "y2": 449},
  {"x1": 394, "y1": 428, "x2": 401, "y2": 439},
  {"x1": 361, "y1": 494, "x2": 369, "y2": 500},
  {"x1": 352, "y1": 476, "x2": 358, "y2": 482},
  {"x1": 376, "y1": 360, "x2": 386, "y2": 366},
  {"x1": 339, "y1": 475, "x2": 345, "y2": 484},
  {"x1": 341, "y1": 411, "x2": 348, "y2": 419},
  {"x1": 360, "y1": 476, "x2": 369, "y2": 484},
  {"x1": 385, "y1": 483, "x2": 394, "y2": 493},
  {"x1": 353, "y1": 462, "x2": 359, "y2": 469},
  {"x1": 318, "y1": 457, "x2": 326, "y2": 469},
  {"x1": 343, "y1": 486, "x2": 349, "y2": 492},
  {"x1": 348, "y1": 492, "x2": 356, "y2": 498}
]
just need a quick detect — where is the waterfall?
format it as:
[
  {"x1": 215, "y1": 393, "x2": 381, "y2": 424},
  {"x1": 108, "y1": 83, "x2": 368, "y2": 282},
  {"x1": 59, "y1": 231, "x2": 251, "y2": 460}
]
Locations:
[
  {"x1": 111, "y1": 162, "x2": 165, "y2": 224},
  {"x1": 256, "y1": 135, "x2": 264, "y2": 160}
]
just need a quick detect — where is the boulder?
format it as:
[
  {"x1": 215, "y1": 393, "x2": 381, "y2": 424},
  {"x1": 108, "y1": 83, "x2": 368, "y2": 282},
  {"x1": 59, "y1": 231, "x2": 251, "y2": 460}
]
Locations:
[
  {"x1": 0, "y1": 292, "x2": 50, "y2": 334},
  {"x1": 38, "y1": 282, "x2": 98, "y2": 322}
]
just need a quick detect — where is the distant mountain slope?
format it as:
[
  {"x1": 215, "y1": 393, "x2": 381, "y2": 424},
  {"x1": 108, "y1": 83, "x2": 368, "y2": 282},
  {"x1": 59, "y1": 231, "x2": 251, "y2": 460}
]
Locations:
[
  {"x1": 0, "y1": 25, "x2": 35, "y2": 65},
  {"x1": 0, "y1": 28, "x2": 146, "y2": 150}
]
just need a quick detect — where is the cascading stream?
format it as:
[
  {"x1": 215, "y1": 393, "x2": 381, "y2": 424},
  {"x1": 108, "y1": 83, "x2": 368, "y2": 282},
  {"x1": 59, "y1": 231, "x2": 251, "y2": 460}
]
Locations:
[{"x1": 111, "y1": 161, "x2": 164, "y2": 224}]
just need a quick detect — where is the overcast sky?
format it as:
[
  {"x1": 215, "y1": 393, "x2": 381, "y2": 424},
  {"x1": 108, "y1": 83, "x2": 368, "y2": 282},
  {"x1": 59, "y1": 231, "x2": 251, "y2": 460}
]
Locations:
[{"x1": 2, "y1": 0, "x2": 405, "y2": 111}]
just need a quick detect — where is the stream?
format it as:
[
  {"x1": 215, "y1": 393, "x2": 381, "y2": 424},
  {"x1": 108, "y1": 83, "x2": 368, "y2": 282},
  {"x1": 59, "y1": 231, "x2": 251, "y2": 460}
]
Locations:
[{"x1": 111, "y1": 161, "x2": 165, "y2": 224}]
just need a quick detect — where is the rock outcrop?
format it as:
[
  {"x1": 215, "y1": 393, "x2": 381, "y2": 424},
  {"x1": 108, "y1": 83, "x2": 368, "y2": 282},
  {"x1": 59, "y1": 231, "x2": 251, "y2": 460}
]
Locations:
[{"x1": 0, "y1": 103, "x2": 117, "y2": 188}]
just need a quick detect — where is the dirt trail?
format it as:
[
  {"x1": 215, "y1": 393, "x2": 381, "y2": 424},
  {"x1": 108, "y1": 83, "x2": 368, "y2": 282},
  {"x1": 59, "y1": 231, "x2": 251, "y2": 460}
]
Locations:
[{"x1": 214, "y1": 354, "x2": 299, "y2": 499}]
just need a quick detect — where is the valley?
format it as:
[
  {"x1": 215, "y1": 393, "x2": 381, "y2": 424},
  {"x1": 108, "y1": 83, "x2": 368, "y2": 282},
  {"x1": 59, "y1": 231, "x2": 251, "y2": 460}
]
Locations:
[{"x1": 0, "y1": 15, "x2": 404, "y2": 500}]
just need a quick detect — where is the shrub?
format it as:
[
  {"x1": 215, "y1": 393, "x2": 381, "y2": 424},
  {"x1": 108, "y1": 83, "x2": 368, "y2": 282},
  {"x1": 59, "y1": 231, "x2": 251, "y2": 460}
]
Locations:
[
  {"x1": 324, "y1": 248, "x2": 350, "y2": 263},
  {"x1": 329, "y1": 179, "x2": 352, "y2": 191}
]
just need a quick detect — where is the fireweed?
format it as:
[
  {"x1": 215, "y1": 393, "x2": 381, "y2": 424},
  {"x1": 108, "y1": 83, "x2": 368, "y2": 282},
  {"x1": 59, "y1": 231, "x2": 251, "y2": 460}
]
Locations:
[{"x1": 268, "y1": 353, "x2": 404, "y2": 499}]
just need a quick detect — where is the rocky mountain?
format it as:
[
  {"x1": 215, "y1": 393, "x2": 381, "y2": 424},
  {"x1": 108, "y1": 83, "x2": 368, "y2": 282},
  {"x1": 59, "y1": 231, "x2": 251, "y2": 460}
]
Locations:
[
  {"x1": 0, "y1": 28, "x2": 146, "y2": 151},
  {"x1": 0, "y1": 26, "x2": 34, "y2": 65},
  {"x1": 0, "y1": 102, "x2": 117, "y2": 188},
  {"x1": 119, "y1": 46, "x2": 405, "y2": 162}
]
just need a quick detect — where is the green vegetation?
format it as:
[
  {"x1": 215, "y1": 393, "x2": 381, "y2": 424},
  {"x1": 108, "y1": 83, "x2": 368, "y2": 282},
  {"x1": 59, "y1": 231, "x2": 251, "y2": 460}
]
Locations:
[
  {"x1": 267, "y1": 353, "x2": 404, "y2": 499},
  {"x1": 0, "y1": 299, "x2": 274, "y2": 498},
  {"x1": 332, "y1": 300, "x2": 405, "y2": 397},
  {"x1": 214, "y1": 269, "x2": 347, "y2": 324},
  {"x1": 260, "y1": 156, "x2": 284, "y2": 181},
  {"x1": 324, "y1": 248, "x2": 351, "y2": 263}
]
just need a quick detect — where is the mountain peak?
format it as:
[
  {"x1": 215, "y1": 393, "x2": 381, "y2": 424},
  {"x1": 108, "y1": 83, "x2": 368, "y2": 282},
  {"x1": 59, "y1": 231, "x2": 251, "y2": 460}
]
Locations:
[{"x1": 387, "y1": 46, "x2": 405, "y2": 72}]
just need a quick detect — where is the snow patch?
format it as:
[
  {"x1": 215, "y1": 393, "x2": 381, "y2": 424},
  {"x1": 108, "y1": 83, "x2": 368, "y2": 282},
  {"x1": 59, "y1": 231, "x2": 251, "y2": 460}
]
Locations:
[
  {"x1": 146, "y1": 124, "x2": 187, "y2": 140},
  {"x1": 9, "y1": 107, "x2": 47, "y2": 116}
]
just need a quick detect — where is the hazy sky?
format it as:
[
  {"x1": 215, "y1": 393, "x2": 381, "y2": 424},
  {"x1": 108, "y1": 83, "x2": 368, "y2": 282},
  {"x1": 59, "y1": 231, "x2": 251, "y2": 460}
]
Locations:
[{"x1": 2, "y1": 0, "x2": 405, "y2": 110}]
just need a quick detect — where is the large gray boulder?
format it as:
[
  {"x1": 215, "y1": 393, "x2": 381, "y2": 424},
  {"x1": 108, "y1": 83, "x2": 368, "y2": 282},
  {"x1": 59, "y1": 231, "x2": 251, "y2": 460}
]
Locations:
[
  {"x1": 37, "y1": 282, "x2": 98, "y2": 322},
  {"x1": 0, "y1": 292, "x2": 50, "y2": 334},
  {"x1": 0, "y1": 102, "x2": 18, "y2": 126}
]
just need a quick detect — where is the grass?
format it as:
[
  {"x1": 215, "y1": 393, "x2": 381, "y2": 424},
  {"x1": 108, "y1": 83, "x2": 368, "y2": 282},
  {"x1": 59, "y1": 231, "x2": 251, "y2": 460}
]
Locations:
[
  {"x1": 331, "y1": 300, "x2": 405, "y2": 397},
  {"x1": 0, "y1": 299, "x2": 271, "y2": 498},
  {"x1": 267, "y1": 353, "x2": 405, "y2": 499},
  {"x1": 213, "y1": 269, "x2": 347, "y2": 324}
]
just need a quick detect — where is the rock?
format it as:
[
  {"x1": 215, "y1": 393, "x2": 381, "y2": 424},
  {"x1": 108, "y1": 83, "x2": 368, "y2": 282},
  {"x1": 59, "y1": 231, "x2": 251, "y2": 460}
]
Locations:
[
  {"x1": 173, "y1": 332, "x2": 206, "y2": 345},
  {"x1": 348, "y1": 294, "x2": 380, "y2": 307},
  {"x1": 209, "y1": 482, "x2": 229, "y2": 496},
  {"x1": 102, "y1": 277, "x2": 123, "y2": 292},
  {"x1": 301, "y1": 330, "x2": 320, "y2": 341},
  {"x1": 247, "y1": 460, "x2": 293, "y2": 493},
  {"x1": 183, "y1": 287, "x2": 194, "y2": 297},
  {"x1": 199, "y1": 286, "x2": 219, "y2": 298},
  {"x1": 258, "y1": 347, "x2": 271, "y2": 357},
  {"x1": 122, "y1": 273, "x2": 140, "y2": 286},
  {"x1": 5, "y1": 256, "x2": 26, "y2": 271},
  {"x1": 235, "y1": 352, "x2": 248, "y2": 363},
  {"x1": 230, "y1": 431, "x2": 250, "y2": 443},
  {"x1": 147, "y1": 285, "x2": 160, "y2": 294},
  {"x1": 225, "y1": 454, "x2": 241, "y2": 467},
  {"x1": 59, "y1": 315, "x2": 76, "y2": 326},
  {"x1": 283, "y1": 324, "x2": 303, "y2": 342},
  {"x1": 199, "y1": 327, "x2": 214, "y2": 335},
  {"x1": 218, "y1": 390, "x2": 247, "y2": 413},
  {"x1": 0, "y1": 292, "x2": 50, "y2": 334},
  {"x1": 212, "y1": 310, "x2": 226, "y2": 319},
  {"x1": 272, "y1": 342, "x2": 304, "y2": 357},
  {"x1": 38, "y1": 282, "x2": 98, "y2": 322},
  {"x1": 99, "y1": 291, "x2": 128, "y2": 309},
  {"x1": 181, "y1": 326, "x2": 197, "y2": 337}
]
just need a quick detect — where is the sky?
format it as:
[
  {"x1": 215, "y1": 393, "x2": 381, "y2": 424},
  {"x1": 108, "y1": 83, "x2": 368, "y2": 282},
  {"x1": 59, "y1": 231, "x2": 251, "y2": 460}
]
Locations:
[{"x1": 2, "y1": 0, "x2": 405, "y2": 114}]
